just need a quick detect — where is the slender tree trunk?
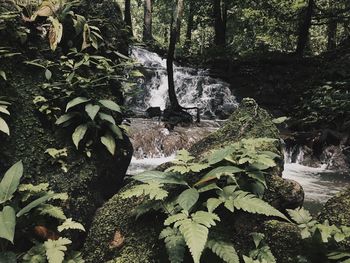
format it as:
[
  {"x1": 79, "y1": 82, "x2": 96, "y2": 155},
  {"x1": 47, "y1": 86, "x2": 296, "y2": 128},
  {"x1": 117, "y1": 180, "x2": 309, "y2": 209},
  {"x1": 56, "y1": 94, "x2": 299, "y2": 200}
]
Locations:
[
  {"x1": 296, "y1": 0, "x2": 314, "y2": 56},
  {"x1": 124, "y1": 0, "x2": 133, "y2": 35},
  {"x1": 213, "y1": 0, "x2": 226, "y2": 46},
  {"x1": 185, "y1": 1, "x2": 194, "y2": 47},
  {"x1": 327, "y1": 18, "x2": 337, "y2": 50},
  {"x1": 143, "y1": 0, "x2": 153, "y2": 42},
  {"x1": 167, "y1": 0, "x2": 184, "y2": 110}
]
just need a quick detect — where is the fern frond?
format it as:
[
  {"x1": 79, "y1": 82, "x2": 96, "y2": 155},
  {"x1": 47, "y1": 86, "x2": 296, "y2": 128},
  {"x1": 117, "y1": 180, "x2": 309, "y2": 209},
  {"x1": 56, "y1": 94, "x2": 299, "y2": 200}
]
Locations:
[
  {"x1": 160, "y1": 227, "x2": 186, "y2": 263},
  {"x1": 191, "y1": 211, "x2": 220, "y2": 228},
  {"x1": 178, "y1": 219, "x2": 208, "y2": 263},
  {"x1": 44, "y1": 237, "x2": 72, "y2": 263},
  {"x1": 206, "y1": 239, "x2": 239, "y2": 263},
  {"x1": 57, "y1": 218, "x2": 85, "y2": 232},
  {"x1": 121, "y1": 183, "x2": 168, "y2": 201},
  {"x1": 38, "y1": 204, "x2": 67, "y2": 220},
  {"x1": 233, "y1": 191, "x2": 289, "y2": 221},
  {"x1": 164, "y1": 213, "x2": 188, "y2": 226}
]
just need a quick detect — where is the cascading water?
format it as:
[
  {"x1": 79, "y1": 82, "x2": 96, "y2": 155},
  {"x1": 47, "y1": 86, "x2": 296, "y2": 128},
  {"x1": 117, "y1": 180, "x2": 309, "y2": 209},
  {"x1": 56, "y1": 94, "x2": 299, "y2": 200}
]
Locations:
[
  {"x1": 128, "y1": 47, "x2": 238, "y2": 118},
  {"x1": 126, "y1": 47, "x2": 349, "y2": 213}
]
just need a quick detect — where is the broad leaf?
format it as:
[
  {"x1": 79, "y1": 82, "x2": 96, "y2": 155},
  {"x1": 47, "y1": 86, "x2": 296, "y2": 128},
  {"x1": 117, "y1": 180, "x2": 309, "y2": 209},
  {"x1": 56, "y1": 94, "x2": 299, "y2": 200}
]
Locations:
[
  {"x1": 100, "y1": 132, "x2": 116, "y2": 155},
  {"x1": 0, "y1": 116, "x2": 10, "y2": 135},
  {"x1": 177, "y1": 188, "x2": 199, "y2": 211},
  {"x1": 16, "y1": 194, "x2": 54, "y2": 217},
  {"x1": 0, "y1": 206, "x2": 16, "y2": 243},
  {"x1": 98, "y1": 112, "x2": 116, "y2": 125},
  {"x1": 72, "y1": 124, "x2": 88, "y2": 149},
  {"x1": 99, "y1": 100, "x2": 121, "y2": 112},
  {"x1": 55, "y1": 113, "x2": 77, "y2": 125},
  {"x1": 195, "y1": 166, "x2": 242, "y2": 186},
  {"x1": 85, "y1": 104, "x2": 100, "y2": 121},
  {"x1": 65, "y1": 97, "x2": 89, "y2": 112},
  {"x1": 0, "y1": 161, "x2": 23, "y2": 204}
]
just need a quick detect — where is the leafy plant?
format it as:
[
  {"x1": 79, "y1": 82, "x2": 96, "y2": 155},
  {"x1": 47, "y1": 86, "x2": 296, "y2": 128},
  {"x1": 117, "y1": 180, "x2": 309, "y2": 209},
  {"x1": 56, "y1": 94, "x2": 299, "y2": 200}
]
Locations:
[
  {"x1": 122, "y1": 139, "x2": 288, "y2": 263},
  {"x1": 243, "y1": 233, "x2": 276, "y2": 263},
  {"x1": 287, "y1": 207, "x2": 350, "y2": 262},
  {"x1": 0, "y1": 98, "x2": 11, "y2": 136},
  {"x1": 0, "y1": 161, "x2": 85, "y2": 263},
  {"x1": 55, "y1": 97, "x2": 125, "y2": 156}
]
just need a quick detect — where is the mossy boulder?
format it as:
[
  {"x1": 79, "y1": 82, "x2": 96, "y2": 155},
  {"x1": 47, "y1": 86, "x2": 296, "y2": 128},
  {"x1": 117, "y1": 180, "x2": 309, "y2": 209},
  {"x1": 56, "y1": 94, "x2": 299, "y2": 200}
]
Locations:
[
  {"x1": 319, "y1": 188, "x2": 350, "y2": 226},
  {"x1": 83, "y1": 98, "x2": 304, "y2": 263}
]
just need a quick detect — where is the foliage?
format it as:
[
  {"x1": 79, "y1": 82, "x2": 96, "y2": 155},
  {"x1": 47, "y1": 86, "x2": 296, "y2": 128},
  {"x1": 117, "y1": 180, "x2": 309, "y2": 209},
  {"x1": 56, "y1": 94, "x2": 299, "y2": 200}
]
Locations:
[
  {"x1": 243, "y1": 233, "x2": 276, "y2": 263},
  {"x1": 287, "y1": 207, "x2": 350, "y2": 262},
  {"x1": 0, "y1": 161, "x2": 85, "y2": 263},
  {"x1": 0, "y1": 98, "x2": 11, "y2": 136},
  {"x1": 122, "y1": 138, "x2": 287, "y2": 263}
]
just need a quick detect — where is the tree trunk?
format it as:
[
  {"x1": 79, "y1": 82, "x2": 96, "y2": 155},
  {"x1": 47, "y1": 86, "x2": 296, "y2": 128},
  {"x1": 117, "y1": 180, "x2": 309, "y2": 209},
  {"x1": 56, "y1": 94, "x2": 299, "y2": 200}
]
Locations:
[
  {"x1": 327, "y1": 18, "x2": 337, "y2": 50},
  {"x1": 213, "y1": 0, "x2": 226, "y2": 46},
  {"x1": 185, "y1": 1, "x2": 194, "y2": 47},
  {"x1": 143, "y1": 0, "x2": 153, "y2": 42},
  {"x1": 167, "y1": 0, "x2": 184, "y2": 110},
  {"x1": 124, "y1": 0, "x2": 133, "y2": 35},
  {"x1": 296, "y1": 0, "x2": 314, "y2": 56}
]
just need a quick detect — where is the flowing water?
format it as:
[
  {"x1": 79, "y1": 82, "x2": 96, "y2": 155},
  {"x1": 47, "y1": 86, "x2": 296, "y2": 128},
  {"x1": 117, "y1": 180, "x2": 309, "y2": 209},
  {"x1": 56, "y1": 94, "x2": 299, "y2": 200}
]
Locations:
[
  {"x1": 128, "y1": 47, "x2": 239, "y2": 119},
  {"x1": 126, "y1": 47, "x2": 350, "y2": 213}
]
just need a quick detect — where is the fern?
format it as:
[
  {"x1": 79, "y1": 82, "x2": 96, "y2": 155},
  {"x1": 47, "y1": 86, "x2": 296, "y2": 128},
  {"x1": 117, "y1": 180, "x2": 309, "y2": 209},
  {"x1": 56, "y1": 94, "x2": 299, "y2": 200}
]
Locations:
[
  {"x1": 159, "y1": 227, "x2": 186, "y2": 263},
  {"x1": 231, "y1": 191, "x2": 289, "y2": 221},
  {"x1": 18, "y1": 183, "x2": 50, "y2": 201},
  {"x1": 58, "y1": 218, "x2": 85, "y2": 232},
  {"x1": 120, "y1": 183, "x2": 168, "y2": 201},
  {"x1": 38, "y1": 204, "x2": 67, "y2": 220},
  {"x1": 44, "y1": 237, "x2": 72, "y2": 263},
  {"x1": 165, "y1": 149, "x2": 209, "y2": 174},
  {"x1": 207, "y1": 239, "x2": 239, "y2": 263}
]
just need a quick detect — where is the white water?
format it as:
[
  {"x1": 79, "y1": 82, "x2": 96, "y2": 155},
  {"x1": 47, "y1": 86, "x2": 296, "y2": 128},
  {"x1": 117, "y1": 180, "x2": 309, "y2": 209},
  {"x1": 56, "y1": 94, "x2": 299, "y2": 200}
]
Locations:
[{"x1": 128, "y1": 47, "x2": 238, "y2": 118}]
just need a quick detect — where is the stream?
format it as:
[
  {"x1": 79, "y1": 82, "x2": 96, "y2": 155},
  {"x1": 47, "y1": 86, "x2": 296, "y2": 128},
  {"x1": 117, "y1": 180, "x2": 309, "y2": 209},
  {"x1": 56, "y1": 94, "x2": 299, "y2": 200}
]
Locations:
[{"x1": 126, "y1": 47, "x2": 350, "y2": 214}]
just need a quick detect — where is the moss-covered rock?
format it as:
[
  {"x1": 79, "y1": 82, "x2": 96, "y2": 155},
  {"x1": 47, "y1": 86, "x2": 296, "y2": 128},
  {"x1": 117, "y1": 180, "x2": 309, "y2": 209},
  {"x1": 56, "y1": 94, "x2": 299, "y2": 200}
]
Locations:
[
  {"x1": 319, "y1": 188, "x2": 350, "y2": 226},
  {"x1": 83, "y1": 99, "x2": 304, "y2": 263}
]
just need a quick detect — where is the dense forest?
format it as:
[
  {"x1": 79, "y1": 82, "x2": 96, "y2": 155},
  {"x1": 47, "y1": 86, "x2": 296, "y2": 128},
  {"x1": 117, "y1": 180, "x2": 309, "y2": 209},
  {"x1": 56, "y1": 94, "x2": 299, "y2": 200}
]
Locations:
[{"x1": 0, "y1": 0, "x2": 349, "y2": 262}]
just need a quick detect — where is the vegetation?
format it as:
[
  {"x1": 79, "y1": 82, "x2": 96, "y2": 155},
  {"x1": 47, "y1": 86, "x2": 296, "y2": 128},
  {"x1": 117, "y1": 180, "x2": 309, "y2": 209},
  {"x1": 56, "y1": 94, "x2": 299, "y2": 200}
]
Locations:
[{"x1": 0, "y1": 0, "x2": 349, "y2": 262}]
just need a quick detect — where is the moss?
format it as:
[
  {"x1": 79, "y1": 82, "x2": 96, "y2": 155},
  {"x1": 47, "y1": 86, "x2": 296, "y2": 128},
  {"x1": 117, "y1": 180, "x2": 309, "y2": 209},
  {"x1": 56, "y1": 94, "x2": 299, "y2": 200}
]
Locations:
[
  {"x1": 262, "y1": 220, "x2": 303, "y2": 263},
  {"x1": 319, "y1": 188, "x2": 350, "y2": 226}
]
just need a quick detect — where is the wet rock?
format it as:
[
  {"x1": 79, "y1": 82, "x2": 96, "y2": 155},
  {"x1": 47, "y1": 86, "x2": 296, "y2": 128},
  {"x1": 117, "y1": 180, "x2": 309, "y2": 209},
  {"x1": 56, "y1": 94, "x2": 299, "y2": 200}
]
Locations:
[
  {"x1": 146, "y1": 107, "x2": 162, "y2": 118},
  {"x1": 83, "y1": 99, "x2": 304, "y2": 262}
]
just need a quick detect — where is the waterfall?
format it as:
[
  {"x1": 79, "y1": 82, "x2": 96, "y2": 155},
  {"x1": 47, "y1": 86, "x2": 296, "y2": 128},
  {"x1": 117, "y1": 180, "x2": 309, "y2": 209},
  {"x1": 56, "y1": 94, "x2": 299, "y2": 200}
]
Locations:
[{"x1": 128, "y1": 47, "x2": 239, "y2": 119}]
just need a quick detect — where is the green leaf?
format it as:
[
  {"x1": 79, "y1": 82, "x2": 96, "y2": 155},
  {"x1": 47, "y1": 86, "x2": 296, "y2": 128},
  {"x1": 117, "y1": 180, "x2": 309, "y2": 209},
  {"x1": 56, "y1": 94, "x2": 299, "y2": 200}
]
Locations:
[
  {"x1": 16, "y1": 194, "x2": 54, "y2": 217},
  {"x1": 207, "y1": 198, "x2": 223, "y2": 213},
  {"x1": 55, "y1": 113, "x2": 77, "y2": 125},
  {"x1": 272, "y1": 117, "x2": 288, "y2": 124},
  {"x1": 232, "y1": 191, "x2": 289, "y2": 221},
  {"x1": 178, "y1": 219, "x2": 208, "y2": 263},
  {"x1": 65, "y1": 97, "x2": 89, "y2": 112},
  {"x1": 38, "y1": 204, "x2": 67, "y2": 220},
  {"x1": 45, "y1": 69, "x2": 52, "y2": 81},
  {"x1": 85, "y1": 104, "x2": 100, "y2": 120},
  {"x1": 0, "y1": 251, "x2": 17, "y2": 263},
  {"x1": 0, "y1": 161, "x2": 23, "y2": 203},
  {"x1": 177, "y1": 188, "x2": 199, "y2": 211},
  {"x1": 286, "y1": 207, "x2": 313, "y2": 225},
  {"x1": 197, "y1": 183, "x2": 221, "y2": 193},
  {"x1": 195, "y1": 166, "x2": 242, "y2": 186},
  {"x1": 0, "y1": 206, "x2": 16, "y2": 243},
  {"x1": 98, "y1": 112, "x2": 116, "y2": 125},
  {"x1": 132, "y1": 171, "x2": 188, "y2": 185},
  {"x1": 63, "y1": 251, "x2": 85, "y2": 263},
  {"x1": 159, "y1": 227, "x2": 186, "y2": 263},
  {"x1": 101, "y1": 132, "x2": 116, "y2": 155},
  {"x1": 191, "y1": 211, "x2": 220, "y2": 227},
  {"x1": 57, "y1": 218, "x2": 85, "y2": 232},
  {"x1": 207, "y1": 239, "x2": 239, "y2": 263},
  {"x1": 109, "y1": 124, "x2": 123, "y2": 139},
  {"x1": 0, "y1": 116, "x2": 10, "y2": 135},
  {"x1": 208, "y1": 145, "x2": 236, "y2": 165},
  {"x1": 44, "y1": 238, "x2": 72, "y2": 263},
  {"x1": 99, "y1": 100, "x2": 121, "y2": 113},
  {"x1": 121, "y1": 183, "x2": 168, "y2": 201},
  {"x1": 0, "y1": 106, "x2": 10, "y2": 115},
  {"x1": 72, "y1": 124, "x2": 88, "y2": 149},
  {"x1": 0, "y1": 70, "x2": 7, "y2": 81}
]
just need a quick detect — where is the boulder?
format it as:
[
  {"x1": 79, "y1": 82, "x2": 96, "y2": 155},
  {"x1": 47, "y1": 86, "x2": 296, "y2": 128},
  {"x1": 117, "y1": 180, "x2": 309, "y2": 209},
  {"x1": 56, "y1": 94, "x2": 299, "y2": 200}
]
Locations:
[{"x1": 83, "y1": 98, "x2": 304, "y2": 262}]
